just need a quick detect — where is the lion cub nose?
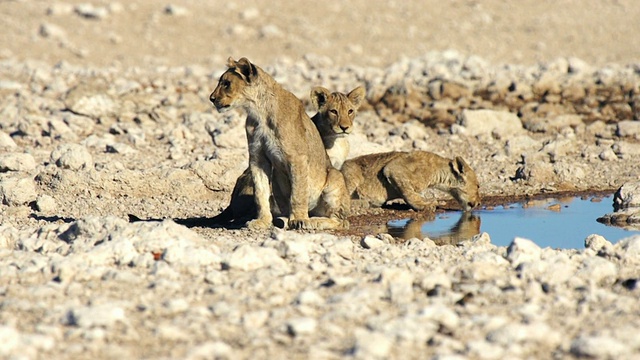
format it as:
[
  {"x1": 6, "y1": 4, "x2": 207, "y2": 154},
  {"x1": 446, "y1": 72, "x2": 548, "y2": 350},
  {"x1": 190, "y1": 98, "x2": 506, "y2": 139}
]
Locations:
[
  {"x1": 340, "y1": 125, "x2": 350, "y2": 132},
  {"x1": 209, "y1": 93, "x2": 216, "y2": 104}
]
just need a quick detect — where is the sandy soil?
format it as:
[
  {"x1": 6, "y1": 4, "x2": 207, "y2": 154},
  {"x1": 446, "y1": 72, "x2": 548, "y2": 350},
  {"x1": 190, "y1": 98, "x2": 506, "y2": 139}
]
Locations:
[{"x1": 1, "y1": 1, "x2": 640, "y2": 359}]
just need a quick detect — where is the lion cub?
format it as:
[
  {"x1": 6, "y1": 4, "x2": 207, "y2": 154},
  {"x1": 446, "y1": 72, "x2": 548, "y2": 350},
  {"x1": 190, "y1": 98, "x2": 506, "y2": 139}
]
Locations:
[
  {"x1": 212, "y1": 85, "x2": 365, "y2": 224},
  {"x1": 210, "y1": 57, "x2": 351, "y2": 230},
  {"x1": 340, "y1": 151, "x2": 481, "y2": 211}
]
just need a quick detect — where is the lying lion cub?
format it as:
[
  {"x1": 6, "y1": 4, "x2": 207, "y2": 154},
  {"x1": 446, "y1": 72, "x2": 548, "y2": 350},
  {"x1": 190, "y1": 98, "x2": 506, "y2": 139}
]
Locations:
[
  {"x1": 210, "y1": 57, "x2": 351, "y2": 230},
  {"x1": 340, "y1": 151, "x2": 481, "y2": 211},
  {"x1": 211, "y1": 85, "x2": 365, "y2": 224}
]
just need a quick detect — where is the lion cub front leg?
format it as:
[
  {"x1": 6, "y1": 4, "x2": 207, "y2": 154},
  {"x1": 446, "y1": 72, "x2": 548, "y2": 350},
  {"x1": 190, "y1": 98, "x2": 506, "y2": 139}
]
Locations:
[
  {"x1": 286, "y1": 157, "x2": 311, "y2": 226},
  {"x1": 246, "y1": 152, "x2": 273, "y2": 230},
  {"x1": 382, "y1": 159, "x2": 436, "y2": 212}
]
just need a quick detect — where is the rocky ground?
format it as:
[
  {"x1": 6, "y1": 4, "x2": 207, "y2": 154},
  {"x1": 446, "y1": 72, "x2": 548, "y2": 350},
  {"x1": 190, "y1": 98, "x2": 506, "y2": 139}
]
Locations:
[{"x1": 1, "y1": 1, "x2": 640, "y2": 359}]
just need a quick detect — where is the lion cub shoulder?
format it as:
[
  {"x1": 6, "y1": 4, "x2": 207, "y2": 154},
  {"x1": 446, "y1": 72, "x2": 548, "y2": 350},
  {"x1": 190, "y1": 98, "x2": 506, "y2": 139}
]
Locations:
[{"x1": 341, "y1": 151, "x2": 481, "y2": 212}]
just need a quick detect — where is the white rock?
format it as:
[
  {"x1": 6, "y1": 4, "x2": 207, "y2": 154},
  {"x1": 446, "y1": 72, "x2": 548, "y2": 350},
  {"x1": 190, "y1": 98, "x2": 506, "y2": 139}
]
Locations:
[
  {"x1": 419, "y1": 305, "x2": 460, "y2": 331},
  {"x1": 613, "y1": 235, "x2": 640, "y2": 256},
  {"x1": 0, "y1": 153, "x2": 37, "y2": 172},
  {"x1": 576, "y1": 256, "x2": 617, "y2": 283},
  {"x1": 0, "y1": 177, "x2": 37, "y2": 206},
  {"x1": 616, "y1": 120, "x2": 640, "y2": 138},
  {"x1": 0, "y1": 326, "x2": 20, "y2": 356},
  {"x1": 570, "y1": 335, "x2": 628, "y2": 358},
  {"x1": 599, "y1": 148, "x2": 618, "y2": 161},
  {"x1": 65, "y1": 304, "x2": 127, "y2": 328},
  {"x1": 459, "y1": 109, "x2": 524, "y2": 138},
  {"x1": 39, "y1": 23, "x2": 67, "y2": 40},
  {"x1": 584, "y1": 234, "x2": 611, "y2": 251},
  {"x1": 224, "y1": 244, "x2": 286, "y2": 271},
  {"x1": 506, "y1": 237, "x2": 541, "y2": 266},
  {"x1": 74, "y1": 4, "x2": 109, "y2": 19},
  {"x1": 361, "y1": 235, "x2": 385, "y2": 249},
  {"x1": 186, "y1": 341, "x2": 232, "y2": 360},
  {"x1": 0, "y1": 131, "x2": 17, "y2": 149},
  {"x1": 286, "y1": 317, "x2": 317, "y2": 336},
  {"x1": 379, "y1": 268, "x2": 414, "y2": 303},
  {"x1": 353, "y1": 329, "x2": 393, "y2": 358},
  {"x1": 613, "y1": 181, "x2": 640, "y2": 210},
  {"x1": 164, "y1": 4, "x2": 189, "y2": 16},
  {"x1": 50, "y1": 144, "x2": 93, "y2": 170}
]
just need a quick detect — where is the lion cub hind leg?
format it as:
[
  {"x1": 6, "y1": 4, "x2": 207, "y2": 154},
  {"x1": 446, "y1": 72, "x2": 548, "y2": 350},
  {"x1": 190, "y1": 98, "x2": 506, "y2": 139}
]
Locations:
[
  {"x1": 382, "y1": 158, "x2": 436, "y2": 212},
  {"x1": 290, "y1": 168, "x2": 350, "y2": 230}
]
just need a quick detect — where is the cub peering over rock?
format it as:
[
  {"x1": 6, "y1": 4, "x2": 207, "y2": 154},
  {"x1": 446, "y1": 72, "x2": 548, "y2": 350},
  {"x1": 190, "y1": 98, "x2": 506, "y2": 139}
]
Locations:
[
  {"x1": 211, "y1": 85, "x2": 365, "y2": 225},
  {"x1": 340, "y1": 151, "x2": 481, "y2": 212},
  {"x1": 209, "y1": 57, "x2": 351, "y2": 230}
]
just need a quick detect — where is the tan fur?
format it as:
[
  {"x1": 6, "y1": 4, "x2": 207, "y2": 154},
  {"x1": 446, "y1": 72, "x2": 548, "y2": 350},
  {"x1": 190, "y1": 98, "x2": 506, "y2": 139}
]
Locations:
[
  {"x1": 310, "y1": 86, "x2": 365, "y2": 169},
  {"x1": 392, "y1": 212, "x2": 481, "y2": 245},
  {"x1": 211, "y1": 86, "x2": 365, "y2": 225},
  {"x1": 340, "y1": 151, "x2": 481, "y2": 212},
  {"x1": 209, "y1": 57, "x2": 350, "y2": 230}
]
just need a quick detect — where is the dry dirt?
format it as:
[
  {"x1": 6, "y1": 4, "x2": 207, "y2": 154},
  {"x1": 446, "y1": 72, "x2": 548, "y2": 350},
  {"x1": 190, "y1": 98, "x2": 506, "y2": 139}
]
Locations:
[{"x1": 2, "y1": 1, "x2": 640, "y2": 359}]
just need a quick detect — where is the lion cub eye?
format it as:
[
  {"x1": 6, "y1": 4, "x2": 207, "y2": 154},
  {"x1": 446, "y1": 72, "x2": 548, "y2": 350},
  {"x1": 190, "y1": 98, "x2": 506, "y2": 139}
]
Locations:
[
  {"x1": 330, "y1": 109, "x2": 338, "y2": 116},
  {"x1": 222, "y1": 80, "x2": 230, "y2": 89},
  {"x1": 348, "y1": 109, "x2": 354, "y2": 115}
]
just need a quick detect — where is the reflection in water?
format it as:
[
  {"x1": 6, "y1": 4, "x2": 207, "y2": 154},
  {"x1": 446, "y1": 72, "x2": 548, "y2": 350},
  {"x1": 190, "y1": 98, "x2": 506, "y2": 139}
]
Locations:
[{"x1": 387, "y1": 212, "x2": 481, "y2": 245}]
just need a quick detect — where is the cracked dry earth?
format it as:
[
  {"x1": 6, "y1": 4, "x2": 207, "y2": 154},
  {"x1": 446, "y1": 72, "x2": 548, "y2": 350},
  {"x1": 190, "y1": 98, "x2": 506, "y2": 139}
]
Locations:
[{"x1": 1, "y1": 1, "x2": 640, "y2": 359}]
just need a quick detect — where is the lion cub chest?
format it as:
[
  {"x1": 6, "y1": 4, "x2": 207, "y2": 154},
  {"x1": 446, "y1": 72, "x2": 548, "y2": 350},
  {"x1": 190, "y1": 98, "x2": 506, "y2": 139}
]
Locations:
[{"x1": 247, "y1": 115, "x2": 288, "y2": 169}]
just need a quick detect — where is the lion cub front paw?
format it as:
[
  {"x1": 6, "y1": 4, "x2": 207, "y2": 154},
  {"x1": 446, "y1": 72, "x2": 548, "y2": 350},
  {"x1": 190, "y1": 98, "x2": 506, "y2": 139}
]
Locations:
[{"x1": 246, "y1": 218, "x2": 272, "y2": 230}]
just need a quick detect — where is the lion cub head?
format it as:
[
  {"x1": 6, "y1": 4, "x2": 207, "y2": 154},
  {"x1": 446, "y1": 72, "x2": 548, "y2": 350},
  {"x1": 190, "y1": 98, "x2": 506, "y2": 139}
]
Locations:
[
  {"x1": 310, "y1": 86, "x2": 366, "y2": 138},
  {"x1": 209, "y1": 57, "x2": 259, "y2": 113},
  {"x1": 449, "y1": 156, "x2": 481, "y2": 211}
]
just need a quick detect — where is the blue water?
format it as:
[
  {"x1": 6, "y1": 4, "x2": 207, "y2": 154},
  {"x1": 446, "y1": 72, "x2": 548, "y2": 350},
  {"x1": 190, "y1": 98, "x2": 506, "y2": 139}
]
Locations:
[{"x1": 388, "y1": 195, "x2": 640, "y2": 249}]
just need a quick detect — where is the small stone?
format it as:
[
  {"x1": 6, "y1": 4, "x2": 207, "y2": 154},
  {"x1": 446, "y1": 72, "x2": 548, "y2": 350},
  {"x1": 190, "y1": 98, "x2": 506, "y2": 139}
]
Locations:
[
  {"x1": 164, "y1": 4, "x2": 189, "y2": 16},
  {"x1": 599, "y1": 148, "x2": 618, "y2": 161},
  {"x1": 39, "y1": 23, "x2": 67, "y2": 40},
  {"x1": 616, "y1": 120, "x2": 640, "y2": 138},
  {"x1": 613, "y1": 181, "x2": 640, "y2": 210},
  {"x1": 0, "y1": 177, "x2": 37, "y2": 206},
  {"x1": 286, "y1": 317, "x2": 317, "y2": 336},
  {"x1": 0, "y1": 153, "x2": 36, "y2": 172},
  {"x1": 223, "y1": 245, "x2": 286, "y2": 271},
  {"x1": 35, "y1": 194, "x2": 57, "y2": 213},
  {"x1": 570, "y1": 335, "x2": 628, "y2": 358},
  {"x1": 353, "y1": 329, "x2": 392, "y2": 358},
  {"x1": 50, "y1": 144, "x2": 93, "y2": 170},
  {"x1": 459, "y1": 109, "x2": 524, "y2": 138},
  {"x1": 584, "y1": 234, "x2": 611, "y2": 251},
  {"x1": 361, "y1": 235, "x2": 385, "y2": 249},
  {"x1": 506, "y1": 237, "x2": 541, "y2": 266},
  {"x1": 0, "y1": 132, "x2": 17, "y2": 149},
  {"x1": 65, "y1": 304, "x2": 127, "y2": 328}
]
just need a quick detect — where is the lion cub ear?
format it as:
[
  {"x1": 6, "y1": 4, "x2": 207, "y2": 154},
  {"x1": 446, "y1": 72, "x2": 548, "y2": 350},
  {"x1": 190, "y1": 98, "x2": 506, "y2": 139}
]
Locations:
[
  {"x1": 310, "y1": 87, "x2": 331, "y2": 110},
  {"x1": 347, "y1": 86, "x2": 366, "y2": 109},
  {"x1": 228, "y1": 57, "x2": 258, "y2": 83},
  {"x1": 450, "y1": 156, "x2": 468, "y2": 180}
]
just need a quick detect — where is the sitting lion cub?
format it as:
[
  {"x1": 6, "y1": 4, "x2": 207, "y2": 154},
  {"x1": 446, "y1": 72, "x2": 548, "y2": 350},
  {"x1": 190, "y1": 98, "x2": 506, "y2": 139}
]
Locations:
[
  {"x1": 210, "y1": 57, "x2": 351, "y2": 230},
  {"x1": 211, "y1": 85, "x2": 365, "y2": 224},
  {"x1": 340, "y1": 151, "x2": 481, "y2": 211}
]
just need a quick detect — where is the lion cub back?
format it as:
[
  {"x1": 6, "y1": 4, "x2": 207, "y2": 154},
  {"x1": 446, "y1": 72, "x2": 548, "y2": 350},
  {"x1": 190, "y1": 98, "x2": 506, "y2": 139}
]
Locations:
[{"x1": 341, "y1": 151, "x2": 480, "y2": 211}]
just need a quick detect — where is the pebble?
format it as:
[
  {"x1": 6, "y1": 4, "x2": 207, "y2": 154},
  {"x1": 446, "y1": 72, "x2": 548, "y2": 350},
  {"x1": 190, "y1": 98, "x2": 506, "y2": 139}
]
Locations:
[
  {"x1": 286, "y1": 317, "x2": 317, "y2": 336},
  {"x1": 570, "y1": 335, "x2": 628, "y2": 358},
  {"x1": 0, "y1": 177, "x2": 37, "y2": 206},
  {"x1": 459, "y1": 109, "x2": 524, "y2": 138},
  {"x1": 506, "y1": 237, "x2": 541, "y2": 266},
  {"x1": 0, "y1": 153, "x2": 36, "y2": 172},
  {"x1": 50, "y1": 144, "x2": 93, "y2": 170}
]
